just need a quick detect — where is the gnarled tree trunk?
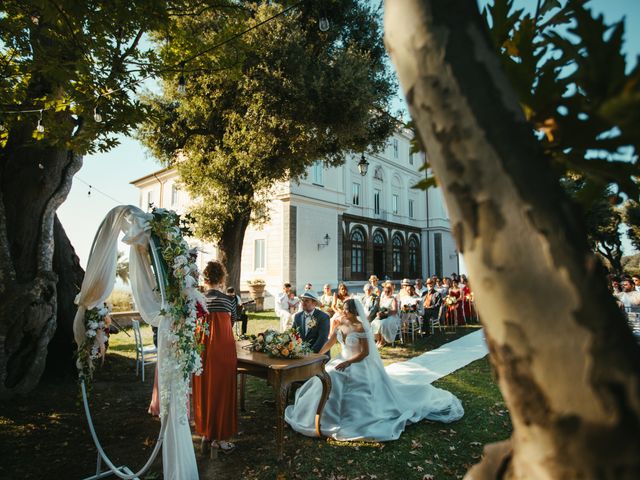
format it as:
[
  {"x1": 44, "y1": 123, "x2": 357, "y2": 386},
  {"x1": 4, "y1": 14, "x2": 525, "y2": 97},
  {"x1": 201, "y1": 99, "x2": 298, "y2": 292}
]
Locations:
[
  {"x1": 44, "y1": 216, "x2": 85, "y2": 379},
  {"x1": 385, "y1": 1, "x2": 640, "y2": 478},
  {"x1": 0, "y1": 123, "x2": 82, "y2": 397}
]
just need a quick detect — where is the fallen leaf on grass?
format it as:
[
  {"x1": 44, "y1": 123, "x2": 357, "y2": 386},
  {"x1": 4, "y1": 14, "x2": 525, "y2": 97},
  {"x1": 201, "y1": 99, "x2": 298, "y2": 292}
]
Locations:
[{"x1": 411, "y1": 440, "x2": 423, "y2": 450}]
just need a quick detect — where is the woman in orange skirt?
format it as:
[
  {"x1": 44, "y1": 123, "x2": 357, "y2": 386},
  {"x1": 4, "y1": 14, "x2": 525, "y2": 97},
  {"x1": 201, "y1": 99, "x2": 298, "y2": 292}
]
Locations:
[{"x1": 192, "y1": 260, "x2": 238, "y2": 455}]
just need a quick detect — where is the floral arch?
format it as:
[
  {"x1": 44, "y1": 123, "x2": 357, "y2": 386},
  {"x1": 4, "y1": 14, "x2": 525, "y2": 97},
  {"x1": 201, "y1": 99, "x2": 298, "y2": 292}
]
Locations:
[{"x1": 72, "y1": 205, "x2": 204, "y2": 480}]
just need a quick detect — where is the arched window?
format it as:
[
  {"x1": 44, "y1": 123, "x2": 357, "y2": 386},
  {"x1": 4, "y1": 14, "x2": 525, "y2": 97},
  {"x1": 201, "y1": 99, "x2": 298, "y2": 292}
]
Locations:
[
  {"x1": 350, "y1": 228, "x2": 366, "y2": 276},
  {"x1": 372, "y1": 230, "x2": 386, "y2": 278},
  {"x1": 392, "y1": 233, "x2": 404, "y2": 277},
  {"x1": 408, "y1": 236, "x2": 419, "y2": 277}
]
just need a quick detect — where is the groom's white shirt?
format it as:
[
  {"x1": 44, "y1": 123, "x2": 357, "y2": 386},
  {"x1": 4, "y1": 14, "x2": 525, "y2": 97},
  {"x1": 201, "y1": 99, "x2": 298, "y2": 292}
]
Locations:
[{"x1": 301, "y1": 307, "x2": 316, "y2": 335}]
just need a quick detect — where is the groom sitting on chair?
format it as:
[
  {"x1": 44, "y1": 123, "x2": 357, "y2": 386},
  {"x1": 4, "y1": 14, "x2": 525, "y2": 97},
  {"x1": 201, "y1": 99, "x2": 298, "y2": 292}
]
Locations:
[{"x1": 292, "y1": 291, "x2": 330, "y2": 354}]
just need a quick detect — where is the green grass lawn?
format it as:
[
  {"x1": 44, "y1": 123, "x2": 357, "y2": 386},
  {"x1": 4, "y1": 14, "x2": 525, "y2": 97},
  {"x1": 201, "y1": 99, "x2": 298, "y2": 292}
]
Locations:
[{"x1": 0, "y1": 311, "x2": 510, "y2": 480}]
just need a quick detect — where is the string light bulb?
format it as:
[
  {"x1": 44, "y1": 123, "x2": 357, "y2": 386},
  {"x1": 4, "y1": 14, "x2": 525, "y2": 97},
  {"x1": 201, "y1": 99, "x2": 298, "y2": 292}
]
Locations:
[
  {"x1": 36, "y1": 110, "x2": 45, "y2": 133},
  {"x1": 318, "y1": 16, "x2": 330, "y2": 32},
  {"x1": 177, "y1": 73, "x2": 186, "y2": 95},
  {"x1": 38, "y1": 163, "x2": 44, "y2": 169},
  {"x1": 93, "y1": 106, "x2": 103, "y2": 123}
]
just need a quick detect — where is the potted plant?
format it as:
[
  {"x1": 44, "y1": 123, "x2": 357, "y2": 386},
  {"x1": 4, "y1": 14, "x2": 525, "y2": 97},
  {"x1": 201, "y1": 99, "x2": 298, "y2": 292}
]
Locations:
[{"x1": 247, "y1": 278, "x2": 266, "y2": 311}]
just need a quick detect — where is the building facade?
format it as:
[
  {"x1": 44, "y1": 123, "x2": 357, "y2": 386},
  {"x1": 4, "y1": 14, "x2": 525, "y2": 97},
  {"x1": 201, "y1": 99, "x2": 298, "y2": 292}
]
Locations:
[{"x1": 131, "y1": 128, "x2": 460, "y2": 300}]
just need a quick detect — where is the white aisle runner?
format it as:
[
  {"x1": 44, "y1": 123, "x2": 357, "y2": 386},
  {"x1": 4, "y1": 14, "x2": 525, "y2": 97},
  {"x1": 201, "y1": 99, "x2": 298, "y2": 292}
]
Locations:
[{"x1": 386, "y1": 329, "x2": 488, "y2": 384}]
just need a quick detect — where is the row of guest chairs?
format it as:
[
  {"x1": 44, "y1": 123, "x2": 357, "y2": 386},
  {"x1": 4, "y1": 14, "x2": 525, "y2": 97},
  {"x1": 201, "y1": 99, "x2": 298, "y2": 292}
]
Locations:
[{"x1": 396, "y1": 298, "x2": 480, "y2": 344}]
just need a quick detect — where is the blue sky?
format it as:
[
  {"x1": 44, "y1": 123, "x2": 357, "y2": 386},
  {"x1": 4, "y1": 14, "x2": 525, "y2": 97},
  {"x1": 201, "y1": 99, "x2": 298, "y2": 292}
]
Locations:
[{"x1": 57, "y1": 0, "x2": 640, "y2": 267}]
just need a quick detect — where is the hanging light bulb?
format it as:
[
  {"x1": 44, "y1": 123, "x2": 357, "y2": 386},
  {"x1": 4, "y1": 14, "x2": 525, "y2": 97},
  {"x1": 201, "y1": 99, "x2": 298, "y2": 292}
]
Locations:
[
  {"x1": 38, "y1": 163, "x2": 44, "y2": 169},
  {"x1": 319, "y1": 15, "x2": 330, "y2": 32},
  {"x1": 177, "y1": 73, "x2": 186, "y2": 95},
  {"x1": 36, "y1": 109, "x2": 45, "y2": 133},
  {"x1": 93, "y1": 106, "x2": 103, "y2": 123}
]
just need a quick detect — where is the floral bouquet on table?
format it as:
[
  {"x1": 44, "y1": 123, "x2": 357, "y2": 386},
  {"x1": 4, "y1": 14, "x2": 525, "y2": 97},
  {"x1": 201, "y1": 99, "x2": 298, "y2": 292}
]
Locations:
[{"x1": 246, "y1": 328, "x2": 311, "y2": 359}]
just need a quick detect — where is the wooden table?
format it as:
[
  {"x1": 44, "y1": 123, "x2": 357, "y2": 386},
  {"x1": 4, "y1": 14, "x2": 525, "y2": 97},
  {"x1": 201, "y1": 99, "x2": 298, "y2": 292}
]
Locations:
[{"x1": 236, "y1": 342, "x2": 331, "y2": 460}]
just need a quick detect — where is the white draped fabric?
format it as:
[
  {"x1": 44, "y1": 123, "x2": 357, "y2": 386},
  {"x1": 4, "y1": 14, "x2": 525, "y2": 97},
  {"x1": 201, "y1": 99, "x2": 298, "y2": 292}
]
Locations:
[
  {"x1": 285, "y1": 299, "x2": 464, "y2": 441},
  {"x1": 73, "y1": 205, "x2": 198, "y2": 480}
]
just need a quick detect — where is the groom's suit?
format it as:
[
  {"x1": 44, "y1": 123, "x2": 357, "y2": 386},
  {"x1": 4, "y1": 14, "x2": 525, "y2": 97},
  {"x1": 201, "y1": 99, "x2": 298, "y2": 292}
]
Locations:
[{"x1": 292, "y1": 307, "x2": 330, "y2": 354}]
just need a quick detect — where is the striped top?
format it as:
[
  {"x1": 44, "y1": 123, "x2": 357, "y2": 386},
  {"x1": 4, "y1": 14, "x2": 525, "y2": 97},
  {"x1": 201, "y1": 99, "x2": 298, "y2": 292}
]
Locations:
[{"x1": 204, "y1": 289, "x2": 238, "y2": 322}]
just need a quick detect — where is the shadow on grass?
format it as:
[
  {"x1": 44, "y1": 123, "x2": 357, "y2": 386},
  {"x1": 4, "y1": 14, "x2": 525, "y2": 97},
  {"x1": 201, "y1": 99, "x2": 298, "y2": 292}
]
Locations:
[{"x1": 0, "y1": 319, "x2": 508, "y2": 480}]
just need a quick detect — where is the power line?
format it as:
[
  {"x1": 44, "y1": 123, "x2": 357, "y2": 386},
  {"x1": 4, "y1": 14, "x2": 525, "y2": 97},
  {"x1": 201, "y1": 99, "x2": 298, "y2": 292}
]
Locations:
[{"x1": 75, "y1": 176, "x2": 125, "y2": 205}]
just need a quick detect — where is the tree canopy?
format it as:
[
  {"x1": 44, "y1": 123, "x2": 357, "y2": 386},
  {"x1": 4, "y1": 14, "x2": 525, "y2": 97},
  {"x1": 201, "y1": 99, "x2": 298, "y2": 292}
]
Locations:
[
  {"x1": 137, "y1": 0, "x2": 396, "y2": 282},
  {"x1": 0, "y1": 0, "x2": 174, "y2": 154}
]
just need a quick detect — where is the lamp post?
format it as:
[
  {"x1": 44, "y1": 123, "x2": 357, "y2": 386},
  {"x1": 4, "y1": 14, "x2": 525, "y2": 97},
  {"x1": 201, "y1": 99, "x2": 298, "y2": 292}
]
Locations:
[{"x1": 357, "y1": 152, "x2": 369, "y2": 176}]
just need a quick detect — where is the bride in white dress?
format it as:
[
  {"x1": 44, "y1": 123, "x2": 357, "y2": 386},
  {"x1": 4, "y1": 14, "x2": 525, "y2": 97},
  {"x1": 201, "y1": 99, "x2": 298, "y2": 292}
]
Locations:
[{"x1": 285, "y1": 299, "x2": 464, "y2": 441}]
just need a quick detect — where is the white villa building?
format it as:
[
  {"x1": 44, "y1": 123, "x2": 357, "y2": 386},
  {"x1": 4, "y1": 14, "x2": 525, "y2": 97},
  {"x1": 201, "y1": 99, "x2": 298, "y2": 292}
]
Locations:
[{"x1": 131, "y1": 128, "x2": 460, "y2": 301}]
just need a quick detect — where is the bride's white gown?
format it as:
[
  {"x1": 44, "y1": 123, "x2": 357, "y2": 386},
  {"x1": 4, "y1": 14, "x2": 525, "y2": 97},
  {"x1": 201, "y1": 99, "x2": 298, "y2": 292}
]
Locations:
[{"x1": 285, "y1": 317, "x2": 464, "y2": 441}]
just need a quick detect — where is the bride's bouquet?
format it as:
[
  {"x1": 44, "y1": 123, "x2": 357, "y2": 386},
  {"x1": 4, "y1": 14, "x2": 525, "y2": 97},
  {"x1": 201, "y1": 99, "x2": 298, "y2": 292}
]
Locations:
[
  {"x1": 246, "y1": 328, "x2": 311, "y2": 359},
  {"x1": 445, "y1": 295, "x2": 459, "y2": 307}
]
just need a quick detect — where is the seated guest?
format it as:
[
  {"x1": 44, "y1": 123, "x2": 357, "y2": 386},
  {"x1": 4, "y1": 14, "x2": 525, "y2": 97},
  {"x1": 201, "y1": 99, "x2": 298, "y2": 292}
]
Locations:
[
  {"x1": 368, "y1": 275, "x2": 381, "y2": 296},
  {"x1": 371, "y1": 281, "x2": 400, "y2": 348},
  {"x1": 320, "y1": 284, "x2": 334, "y2": 316},
  {"x1": 422, "y1": 279, "x2": 443, "y2": 335},
  {"x1": 330, "y1": 283, "x2": 351, "y2": 334},
  {"x1": 414, "y1": 278, "x2": 427, "y2": 298},
  {"x1": 362, "y1": 283, "x2": 380, "y2": 322},
  {"x1": 292, "y1": 291, "x2": 330, "y2": 354},
  {"x1": 615, "y1": 277, "x2": 640, "y2": 313},
  {"x1": 276, "y1": 283, "x2": 292, "y2": 332},
  {"x1": 288, "y1": 290, "x2": 301, "y2": 316}
]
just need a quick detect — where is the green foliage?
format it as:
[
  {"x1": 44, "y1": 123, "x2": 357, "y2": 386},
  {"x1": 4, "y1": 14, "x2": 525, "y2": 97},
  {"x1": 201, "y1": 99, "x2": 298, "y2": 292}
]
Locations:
[
  {"x1": 137, "y1": 0, "x2": 396, "y2": 242},
  {"x1": 623, "y1": 200, "x2": 640, "y2": 252},
  {"x1": 116, "y1": 251, "x2": 129, "y2": 285},
  {"x1": 483, "y1": 0, "x2": 639, "y2": 201},
  {"x1": 0, "y1": 0, "x2": 171, "y2": 153}
]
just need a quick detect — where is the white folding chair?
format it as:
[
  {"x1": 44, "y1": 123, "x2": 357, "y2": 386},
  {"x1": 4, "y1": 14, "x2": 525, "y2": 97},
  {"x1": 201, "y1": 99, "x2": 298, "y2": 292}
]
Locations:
[
  {"x1": 400, "y1": 312, "x2": 419, "y2": 343},
  {"x1": 132, "y1": 319, "x2": 157, "y2": 382},
  {"x1": 625, "y1": 307, "x2": 640, "y2": 340},
  {"x1": 429, "y1": 305, "x2": 445, "y2": 335}
]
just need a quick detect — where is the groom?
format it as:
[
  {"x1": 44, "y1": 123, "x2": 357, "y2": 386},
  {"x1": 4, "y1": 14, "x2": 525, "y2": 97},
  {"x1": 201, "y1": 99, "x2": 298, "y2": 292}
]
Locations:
[{"x1": 292, "y1": 291, "x2": 330, "y2": 354}]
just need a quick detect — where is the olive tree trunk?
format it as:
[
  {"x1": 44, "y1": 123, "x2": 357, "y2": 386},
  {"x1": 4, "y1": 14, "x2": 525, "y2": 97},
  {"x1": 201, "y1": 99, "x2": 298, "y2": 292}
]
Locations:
[
  {"x1": 44, "y1": 216, "x2": 85, "y2": 379},
  {"x1": 0, "y1": 124, "x2": 82, "y2": 397},
  {"x1": 384, "y1": 1, "x2": 640, "y2": 478}
]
